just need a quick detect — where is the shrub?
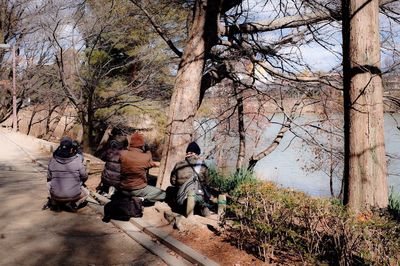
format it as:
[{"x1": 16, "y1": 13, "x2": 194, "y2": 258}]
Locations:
[
  {"x1": 389, "y1": 188, "x2": 400, "y2": 220},
  {"x1": 222, "y1": 181, "x2": 400, "y2": 265},
  {"x1": 208, "y1": 167, "x2": 258, "y2": 194}
]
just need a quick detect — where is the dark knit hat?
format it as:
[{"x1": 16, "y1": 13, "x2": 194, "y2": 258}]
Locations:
[
  {"x1": 186, "y1": 141, "x2": 201, "y2": 155},
  {"x1": 130, "y1": 132, "x2": 145, "y2": 148},
  {"x1": 60, "y1": 136, "x2": 73, "y2": 149},
  {"x1": 55, "y1": 136, "x2": 74, "y2": 158}
]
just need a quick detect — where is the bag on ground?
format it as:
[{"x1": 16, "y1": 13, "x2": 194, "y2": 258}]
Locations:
[{"x1": 102, "y1": 195, "x2": 143, "y2": 222}]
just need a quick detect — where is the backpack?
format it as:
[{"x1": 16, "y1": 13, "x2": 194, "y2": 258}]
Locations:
[
  {"x1": 102, "y1": 195, "x2": 143, "y2": 223},
  {"x1": 176, "y1": 158, "x2": 210, "y2": 205}
]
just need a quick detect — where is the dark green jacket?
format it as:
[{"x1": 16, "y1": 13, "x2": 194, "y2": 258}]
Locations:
[{"x1": 170, "y1": 156, "x2": 209, "y2": 187}]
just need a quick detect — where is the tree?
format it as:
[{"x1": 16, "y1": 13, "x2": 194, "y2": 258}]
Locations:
[
  {"x1": 0, "y1": 0, "x2": 41, "y2": 123},
  {"x1": 342, "y1": 0, "x2": 388, "y2": 211},
  {"x1": 155, "y1": 0, "x2": 239, "y2": 188},
  {"x1": 41, "y1": 0, "x2": 177, "y2": 151},
  {"x1": 149, "y1": 0, "x2": 397, "y2": 207},
  {"x1": 154, "y1": 0, "x2": 338, "y2": 188}
]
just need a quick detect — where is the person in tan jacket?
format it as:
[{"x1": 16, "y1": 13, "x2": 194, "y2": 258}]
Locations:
[{"x1": 119, "y1": 132, "x2": 165, "y2": 203}]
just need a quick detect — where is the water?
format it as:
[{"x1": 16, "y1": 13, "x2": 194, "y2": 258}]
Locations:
[
  {"x1": 198, "y1": 113, "x2": 400, "y2": 197},
  {"x1": 251, "y1": 113, "x2": 400, "y2": 197}
]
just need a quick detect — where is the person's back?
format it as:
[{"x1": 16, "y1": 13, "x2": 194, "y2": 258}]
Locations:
[
  {"x1": 48, "y1": 154, "x2": 87, "y2": 199},
  {"x1": 119, "y1": 132, "x2": 165, "y2": 203},
  {"x1": 47, "y1": 137, "x2": 88, "y2": 211},
  {"x1": 170, "y1": 156, "x2": 209, "y2": 187},
  {"x1": 99, "y1": 139, "x2": 127, "y2": 191},
  {"x1": 120, "y1": 148, "x2": 154, "y2": 190},
  {"x1": 169, "y1": 141, "x2": 210, "y2": 216}
]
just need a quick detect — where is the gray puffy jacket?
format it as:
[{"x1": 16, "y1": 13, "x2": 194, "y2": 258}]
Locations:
[{"x1": 47, "y1": 154, "x2": 88, "y2": 199}]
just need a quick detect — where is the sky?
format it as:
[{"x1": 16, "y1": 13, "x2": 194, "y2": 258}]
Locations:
[
  {"x1": 240, "y1": 0, "x2": 399, "y2": 73},
  {"x1": 11, "y1": 0, "x2": 397, "y2": 74}
]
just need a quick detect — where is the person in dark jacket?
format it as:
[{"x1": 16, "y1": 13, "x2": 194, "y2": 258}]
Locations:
[
  {"x1": 96, "y1": 138, "x2": 128, "y2": 197},
  {"x1": 169, "y1": 141, "x2": 211, "y2": 216},
  {"x1": 47, "y1": 137, "x2": 88, "y2": 212},
  {"x1": 119, "y1": 132, "x2": 165, "y2": 203}
]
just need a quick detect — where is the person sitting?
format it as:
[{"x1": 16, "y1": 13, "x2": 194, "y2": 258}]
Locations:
[
  {"x1": 119, "y1": 132, "x2": 165, "y2": 204},
  {"x1": 47, "y1": 137, "x2": 88, "y2": 212},
  {"x1": 169, "y1": 141, "x2": 211, "y2": 217},
  {"x1": 96, "y1": 138, "x2": 128, "y2": 198}
]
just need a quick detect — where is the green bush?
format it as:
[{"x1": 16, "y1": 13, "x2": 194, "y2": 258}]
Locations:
[
  {"x1": 208, "y1": 167, "x2": 258, "y2": 194},
  {"x1": 221, "y1": 182, "x2": 400, "y2": 265}
]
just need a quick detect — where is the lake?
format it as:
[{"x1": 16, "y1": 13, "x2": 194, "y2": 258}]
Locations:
[
  {"x1": 199, "y1": 113, "x2": 400, "y2": 197},
  {"x1": 253, "y1": 113, "x2": 400, "y2": 197}
]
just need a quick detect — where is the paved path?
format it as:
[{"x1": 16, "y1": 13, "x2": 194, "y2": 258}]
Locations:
[{"x1": 0, "y1": 131, "x2": 165, "y2": 266}]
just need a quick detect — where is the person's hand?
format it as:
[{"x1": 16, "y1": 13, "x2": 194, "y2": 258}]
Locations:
[{"x1": 151, "y1": 161, "x2": 160, "y2": 167}]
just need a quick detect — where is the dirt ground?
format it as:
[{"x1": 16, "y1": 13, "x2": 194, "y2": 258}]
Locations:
[
  {"x1": 170, "y1": 226, "x2": 266, "y2": 266},
  {"x1": 85, "y1": 170, "x2": 267, "y2": 266}
]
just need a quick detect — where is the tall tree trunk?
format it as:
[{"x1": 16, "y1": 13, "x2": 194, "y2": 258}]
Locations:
[
  {"x1": 26, "y1": 106, "x2": 39, "y2": 136},
  {"x1": 80, "y1": 108, "x2": 90, "y2": 152},
  {"x1": 342, "y1": 0, "x2": 388, "y2": 211},
  {"x1": 235, "y1": 83, "x2": 246, "y2": 170},
  {"x1": 80, "y1": 90, "x2": 95, "y2": 153},
  {"x1": 87, "y1": 94, "x2": 94, "y2": 151},
  {"x1": 157, "y1": 0, "x2": 223, "y2": 188}
]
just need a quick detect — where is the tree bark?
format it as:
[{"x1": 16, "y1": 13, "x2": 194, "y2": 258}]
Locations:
[
  {"x1": 26, "y1": 106, "x2": 39, "y2": 136},
  {"x1": 44, "y1": 101, "x2": 68, "y2": 141},
  {"x1": 79, "y1": 107, "x2": 90, "y2": 152},
  {"x1": 95, "y1": 125, "x2": 113, "y2": 156},
  {"x1": 235, "y1": 84, "x2": 246, "y2": 170},
  {"x1": 157, "y1": 0, "x2": 223, "y2": 188},
  {"x1": 248, "y1": 119, "x2": 290, "y2": 170},
  {"x1": 342, "y1": 0, "x2": 388, "y2": 211}
]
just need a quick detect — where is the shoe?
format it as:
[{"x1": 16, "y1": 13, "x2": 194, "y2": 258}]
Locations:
[
  {"x1": 164, "y1": 211, "x2": 175, "y2": 223},
  {"x1": 63, "y1": 202, "x2": 77, "y2": 213},
  {"x1": 50, "y1": 204, "x2": 62, "y2": 212},
  {"x1": 107, "y1": 186, "x2": 116, "y2": 199},
  {"x1": 173, "y1": 216, "x2": 183, "y2": 231},
  {"x1": 200, "y1": 206, "x2": 211, "y2": 217},
  {"x1": 45, "y1": 198, "x2": 62, "y2": 212},
  {"x1": 42, "y1": 198, "x2": 51, "y2": 210},
  {"x1": 142, "y1": 199, "x2": 155, "y2": 207},
  {"x1": 76, "y1": 201, "x2": 88, "y2": 209}
]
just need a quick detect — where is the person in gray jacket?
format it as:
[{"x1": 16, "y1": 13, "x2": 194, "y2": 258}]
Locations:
[{"x1": 47, "y1": 137, "x2": 88, "y2": 212}]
